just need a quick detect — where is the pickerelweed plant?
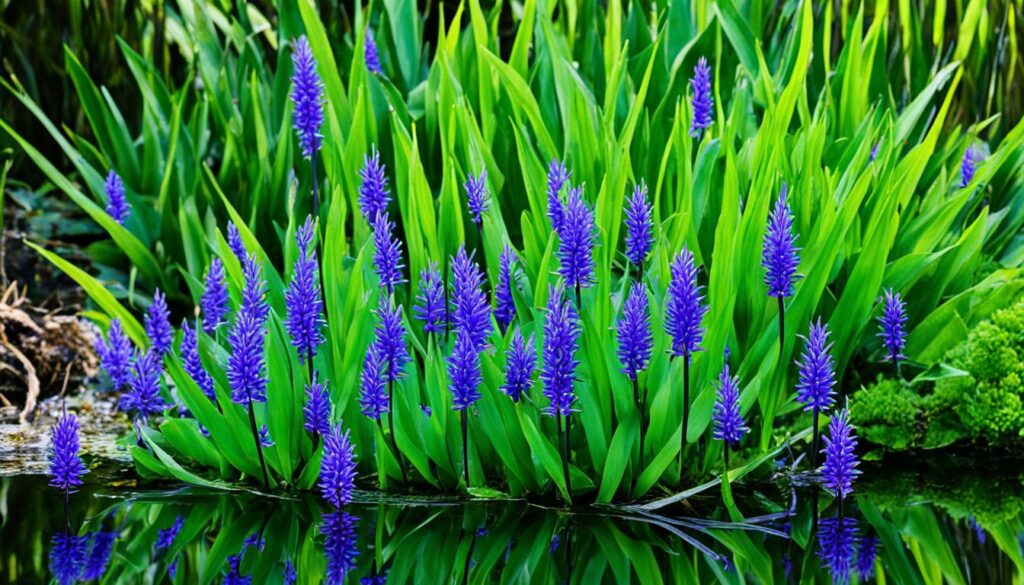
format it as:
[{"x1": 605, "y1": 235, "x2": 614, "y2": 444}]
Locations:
[{"x1": 16, "y1": 0, "x2": 1024, "y2": 504}]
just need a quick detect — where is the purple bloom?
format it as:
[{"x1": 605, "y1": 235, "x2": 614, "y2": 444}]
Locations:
[
  {"x1": 820, "y1": 408, "x2": 860, "y2": 499},
  {"x1": 549, "y1": 534, "x2": 561, "y2": 553},
  {"x1": 304, "y1": 376, "x2": 331, "y2": 436},
  {"x1": 624, "y1": 181, "x2": 653, "y2": 267},
  {"x1": 413, "y1": 263, "x2": 446, "y2": 335},
  {"x1": 96, "y1": 318, "x2": 133, "y2": 389},
  {"x1": 856, "y1": 534, "x2": 878, "y2": 581},
  {"x1": 450, "y1": 246, "x2": 491, "y2": 350},
  {"x1": 359, "y1": 147, "x2": 391, "y2": 221},
  {"x1": 817, "y1": 516, "x2": 858, "y2": 585},
  {"x1": 494, "y1": 245, "x2": 519, "y2": 330},
  {"x1": 228, "y1": 255, "x2": 268, "y2": 405},
  {"x1": 242, "y1": 532, "x2": 265, "y2": 554},
  {"x1": 969, "y1": 517, "x2": 986, "y2": 543},
  {"x1": 795, "y1": 319, "x2": 836, "y2": 412},
  {"x1": 104, "y1": 170, "x2": 130, "y2": 224},
  {"x1": 224, "y1": 553, "x2": 252, "y2": 585},
  {"x1": 49, "y1": 532, "x2": 88, "y2": 585},
  {"x1": 372, "y1": 298, "x2": 409, "y2": 383},
  {"x1": 712, "y1": 355, "x2": 748, "y2": 447},
  {"x1": 557, "y1": 186, "x2": 596, "y2": 290},
  {"x1": 283, "y1": 559, "x2": 297, "y2": 585},
  {"x1": 120, "y1": 349, "x2": 168, "y2": 422},
  {"x1": 49, "y1": 414, "x2": 88, "y2": 492},
  {"x1": 448, "y1": 332, "x2": 483, "y2": 411},
  {"x1": 227, "y1": 223, "x2": 247, "y2": 261},
  {"x1": 541, "y1": 286, "x2": 581, "y2": 417},
  {"x1": 464, "y1": 170, "x2": 490, "y2": 227},
  {"x1": 290, "y1": 36, "x2": 324, "y2": 158},
  {"x1": 960, "y1": 146, "x2": 977, "y2": 188},
  {"x1": 82, "y1": 531, "x2": 118, "y2": 580},
  {"x1": 365, "y1": 30, "x2": 382, "y2": 74},
  {"x1": 181, "y1": 321, "x2": 216, "y2": 401},
  {"x1": 546, "y1": 159, "x2": 570, "y2": 232},
  {"x1": 762, "y1": 184, "x2": 801, "y2": 298},
  {"x1": 665, "y1": 247, "x2": 707, "y2": 360},
  {"x1": 145, "y1": 289, "x2": 173, "y2": 358},
  {"x1": 167, "y1": 556, "x2": 179, "y2": 579},
  {"x1": 869, "y1": 142, "x2": 880, "y2": 162},
  {"x1": 286, "y1": 215, "x2": 325, "y2": 362},
  {"x1": 259, "y1": 424, "x2": 274, "y2": 447},
  {"x1": 877, "y1": 288, "x2": 907, "y2": 365},
  {"x1": 371, "y1": 211, "x2": 405, "y2": 295},
  {"x1": 201, "y1": 258, "x2": 229, "y2": 334},
  {"x1": 358, "y1": 345, "x2": 389, "y2": 420},
  {"x1": 689, "y1": 57, "x2": 713, "y2": 138},
  {"x1": 617, "y1": 283, "x2": 653, "y2": 380},
  {"x1": 319, "y1": 422, "x2": 357, "y2": 508},
  {"x1": 501, "y1": 328, "x2": 535, "y2": 403},
  {"x1": 155, "y1": 516, "x2": 184, "y2": 553},
  {"x1": 322, "y1": 511, "x2": 359, "y2": 584}
]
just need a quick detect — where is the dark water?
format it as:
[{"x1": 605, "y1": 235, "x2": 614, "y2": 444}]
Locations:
[{"x1": 2, "y1": 454, "x2": 1022, "y2": 584}]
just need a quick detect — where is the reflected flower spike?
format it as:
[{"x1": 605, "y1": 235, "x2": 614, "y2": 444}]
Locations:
[
  {"x1": 450, "y1": 246, "x2": 492, "y2": 350},
  {"x1": 201, "y1": 258, "x2": 229, "y2": 334},
  {"x1": 624, "y1": 181, "x2": 653, "y2": 269},
  {"x1": 290, "y1": 35, "x2": 324, "y2": 159},
  {"x1": 365, "y1": 30, "x2": 382, "y2": 74},
  {"x1": 49, "y1": 413, "x2": 88, "y2": 493},
  {"x1": 818, "y1": 516, "x2": 858, "y2": 585},
  {"x1": 501, "y1": 328, "x2": 535, "y2": 403},
  {"x1": 616, "y1": 283, "x2": 653, "y2": 381},
  {"x1": 223, "y1": 553, "x2": 251, "y2": 585},
  {"x1": 155, "y1": 516, "x2": 184, "y2": 553},
  {"x1": 856, "y1": 534, "x2": 878, "y2": 581},
  {"x1": 104, "y1": 170, "x2": 130, "y2": 224},
  {"x1": 359, "y1": 147, "x2": 391, "y2": 221},
  {"x1": 319, "y1": 422, "x2": 357, "y2": 509},
  {"x1": 181, "y1": 321, "x2": 215, "y2": 401},
  {"x1": 877, "y1": 288, "x2": 907, "y2": 371},
  {"x1": 960, "y1": 146, "x2": 977, "y2": 188},
  {"x1": 541, "y1": 286, "x2": 581, "y2": 418},
  {"x1": 49, "y1": 532, "x2": 88, "y2": 585},
  {"x1": 283, "y1": 559, "x2": 297, "y2": 585},
  {"x1": 712, "y1": 356, "x2": 749, "y2": 449},
  {"x1": 449, "y1": 332, "x2": 483, "y2": 411},
  {"x1": 304, "y1": 376, "x2": 331, "y2": 437},
  {"x1": 820, "y1": 408, "x2": 860, "y2": 500},
  {"x1": 227, "y1": 223, "x2": 247, "y2": 261},
  {"x1": 286, "y1": 216, "x2": 325, "y2": 362},
  {"x1": 358, "y1": 345, "x2": 389, "y2": 420},
  {"x1": 371, "y1": 211, "x2": 406, "y2": 295},
  {"x1": 689, "y1": 57, "x2": 713, "y2": 138},
  {"x1": 97, "y1": 319, "x2": 132, "y2": 389},
  {"x1": 464, "y1": 169, "x2": 490, "y2": 227},
  {"x1": 413, "y1": 263, "x2": 446, "y2": 335},
  {"x1": 546, "y1": 158, "x2": 570, "y2": 232},
  {"x1": 494, "y1": 245, "x2": 519, "y2": 330},
  {"x1": 322, "y1": 511, "x2": 359, "y2": 584},
  {"x1": 558, "y1": 186, "x2": 597, "y2": 294},
  {"x1": 119, "y1": 349, "x2": 168, "y2": 423},
  {"x1": 145, "y1": 290, "x2": 173, "y2": 358},
  {"x1": 82, "y1": 531, "x2": 118, "y2": 580}
]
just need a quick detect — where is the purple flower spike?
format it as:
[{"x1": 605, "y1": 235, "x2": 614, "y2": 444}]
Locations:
[
  {"x1": 856, "y1": 534, "x2": 878, "y2": 581},
  {"x1": 97, "y1": 319, "x2": 133, "y2": 389},
  {"x1": 359, "y1": 147, "x2": 391, "y2": 221},
  {"x1": 877, "y1": 288, "x2": 907, "y2": 366},
  {"x1": 960, "y1": 146, "x2": 977, "y2": 188},
  {"x1": 49, "y1": 414, "x2": 88, "y2": 493},
  {"x1": 290, "y1": 36, "x2": 324, "y2": 159},
  {"x1": 228, "y1": 255, "x2": 268, "y2": 405},
  {"x1": 624, "y1": 181, "x2": 654, "y2": 267},
  {"x1": 541, "y1": 286, "x2": 581, "y2": 417},
  {"x1": 372, "y1": 298, "x2": 409, "y2": 384},
  {"x1": 283, "y1": 559, "x2": 297, "y2": 585},
  {"x1": 501, "y1": 328, "x2": 535, "y2": 403},
  {"x1": 358, "y1": 345, "x2": 389, "y2": 420},
  {"x1": 223, "y1": 552, "x2": 252, "y2": 585},
  {"x1": 155, "y1": 516, "x2": 184, "y2": 553},
  {"x1": 201, "y1": 258, "x2": 229, "y2": 334},
  {"x1": 494, "y1": 245, "x2": 519, "y2": 330},
  {"x1": 464, "y1": 170, "x2": 490, "y2": 227},
  {"x1": 259, "y1": 424, "x2": 274, "y2": 447},
  {"x1": 449, "y1": 332, "x2": 483, "y2": 411},
  {"x1": 365, "y1": 30, "x2": 382, "y2": 74},
  {"x1": 104, "y1": 170, "x2": 130, "y2": 224},
  {"x1": 818, "y1": 516, "x2": 858, "y2": 585},
  {"x1": 665, "y1": 247, "x2": 707, "y2": 360},
  {"x1": 712, "y1": 355, "x2": 748, "y2": 447},
  {"x1": 557, "y1": 186, "x2": 597, "y2": 291},
  {"x1": 145, "y1": 290, "x2": 173, "y2": 358},
  {"x1": 227, "y1": 223, "x2": 247, "y2": 261},
  {"x1": 120, "y1": 349, "x2": 168, "y2": 422},
  {"x1": 181, "y1": 321, "x2": 215, "y2": 401},
  {"x1": 450, "y1": 246, "x2": 491, "y2": 350},
  {"x1": 304, "y1": 376, "x2": 331, "y2": 436},
  {"x1": 322, "y1": 511, "x2": 359, "y2": 583},
  {"x1": 413, "y1": 262, "x2": 447, "y2": 335},
  {"x1": 546, "y1": 159, "x2": 570, "y2": 232},
  {"x1": 50, "y1": 532, "x2": 88, "y2": 585},
  {"x1": 319, "y1": 422, "x2": 357, "y2": 508},
  {"x1": 689, "y1": 57, "x2": 713, "y2": 138},
  {"x1": 795, "y1": 319, "x2": 836, "y2": 412},
  {"x1": 82, "y1": 531, "x2": 118, "y2": 580},
  {"x1": 616, "y1": 283, "x2": 653, "y2": 381},
  {"x1": 286, "y1": 215, "x2": 325, "y2": 362},
  {"x1": 371, "y1": 211, "x2": 405, "y2": 295},
  {"x1": 762, "y1": 184, "x2": 801, "y2": 298},
  {"x1": 820, "y1": 408, "x2": 860, "y2": 500}
]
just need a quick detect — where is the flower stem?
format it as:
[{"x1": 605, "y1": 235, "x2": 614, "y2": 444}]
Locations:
[
  {"x1": 810, "y1": 406, "x2": 820, "y2": 470},
  {"x1": 632, "y1": 377, "x2": 646, "y2": 470},
  {"x1": 777, "y1": 295, "x2": 785, "y2": 362},
  {"x1": 387, "y1": 379, "x2": 407, "y2": 484},
  {"x1": 557, "y1": 413, "x2": 572, "y2": 502},
  {"x1": 461, "y1": 408, "x2": 470, "y2": 489},
  {"x1": 247, "y1": 399, "x2": 268, "y2": 487},
  {"x1": 680, "y1": 353, "x2": 691, "y2": 473}
]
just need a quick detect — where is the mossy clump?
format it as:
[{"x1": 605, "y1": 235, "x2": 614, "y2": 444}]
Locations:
[{"x1": 851, "y1": 298, "x2": 1024, "y2": 449}]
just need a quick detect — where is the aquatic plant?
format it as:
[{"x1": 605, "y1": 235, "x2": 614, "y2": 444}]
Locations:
[
  {"x1": 501, "y1": 328, "x2": 535, "y2": 404},
  {"x1": 285, "y1": 215, "x2": 325, "y2": 363},
  {"x1": 201, "y1": 258, "x2": 229, "y2": 334},
  {"x1": 48, "y1": 414, "x2": 88, "y2": 495},
  {"x1": 665, "y1": 247, "x2": 707, "y2": 461},
  {"x1": 319, "y1": 423, "x2": 357, "y2": 509},
  {"x1": 96, "y1": 319, "x2": 132, "y2": 390},
  {"x1": 762, "y1": 184, "x2": 800, "y2": 355},
  {"x1": 820, "y1": 409, "x2": 860, "y2": 500},
  {"x1": 359, "y1": 147, "x2": 391, "y2": 221},
  {"x1": 818, "y1": 516, "x2": 858, "y2": 585},
  {"x1": 413, "y1": 263, "x2": 447, "y2": 336},
  {"x1": 796, "y1": 319, "x2": 836, "y2": 468},
  {"x1": 494, "y1": 245, "x2": 519, "y2": 331},
  {"x1": 144, "y1": 290, "x2": 172, "y2": 358},
  {"x1": 464, "y1": 170, "x2": 489, "y2": 228},
  {"x1": 689, "y1": 57, "x2": 713, "y2": 138},
  {"x1": 623, "y1": 181, "x2": 653, "y2": 272},
  {"x1": 104, "y1": 170, "x2": 129, "y2": 225},
  {"x1": 877, "y1": 289, "x2": 907, "y2": 374}
]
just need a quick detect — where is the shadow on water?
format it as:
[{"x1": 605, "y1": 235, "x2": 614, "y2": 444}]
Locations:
[{"x1": 2, "y1": 452, "x2": 1024, "y2": 584}]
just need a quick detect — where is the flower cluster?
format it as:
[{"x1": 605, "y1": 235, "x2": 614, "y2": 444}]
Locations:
[
  {"x1": 616, "y1": 283, "x2": 652, "y2": 381},
  {"x1": 227, "y1": 254, "x2": 269, "y2": 405},
  {"x1": 290, "y1": 36, "x2": 324, "y2": 158},
  {"x1": 201, "y1": 258, "x2": 229, "y2": 334},
  {"x1": 145, "y1": 290, "x2": 173, "y2": 358},
  {"x1": 665, "y1": 247, "x2": 707, "y2": 360},
  {"x1": 541, "y1": 287, "x2": 581, "y2": 417},
  {"x1": 501, "y1": 328, "x2": 535, "y2": 403},
  {"x1": 877, "y1": 288, "x2": 907, "y2": 365},
  {"x1": 413, "y1": 263, "x2": 447, "y2": 335},
  {"x1": 49, "y1": 414, "x2": 88, "y2": 493},
  {"x1": 557, "y1": 186, "x2": 596, "y2": 291},
  {"x1": 96, "y1": 319, "x2": 132, "y2": 389},
  {"x1": 689, "y1": 57, "x2": 713, "y2": 138},
  {"x1": 464, "y1": 170, "x2": 489, "y2": 227},
  {"x1": 104, "y1": 170, "x2": 130, "y2": 224},
  {"x1": 319, "y1": 422, "x2": 357, "y2": 508},
  {"x1": 494, "y1": 245, "x2": 519, "y2": 330},
  {"x1": 181, "y1": 320, "x2": 215, "y2": 400},
  {"x1": 820, "y1": 408, "x2": 860, "y2": 499},
  {"x1": 762, "y1": 184, "x2": 801, "y2": 298},
  {"x1": 712, "y1": 356, "x2": 748, "y2": 447},
  {"x1": 285, "y1": 215, "x2": 325, "y2": 362},
  {"x1": 624, "y1": 181, "x2": 653, "y2": 267},
  {"x1": 120, "y1": 349, "x2": 168, "y2": 422},
  {"x1": 304, "y1": 376, "x2": 331, "y2": 436},
  {"x1": 795, "y1": 319, "x2": 836, "y2": 412}
]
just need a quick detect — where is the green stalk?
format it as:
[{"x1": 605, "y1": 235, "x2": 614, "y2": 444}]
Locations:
[
  {"x1": 387, "y1": 379, "x2": 407, "y2": 484},
  {"x1": 461, "y1": 409, "x2": 470, "y2": 489},
  {"x1": 247, "y1": 399, "x2": 268, "y2": 487},
  {"x1": 680, "y1": 353, "x2": 691, "y2": 474},
  {"x1": 632, "y1": 377, "x2": 645, "y2": 470},
  {"x1": 777, "y1": 295, "x2": 785, "y2": 362},
  {"x1": 557, "y1": 413, "x2": 572, "y2": 503}
]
